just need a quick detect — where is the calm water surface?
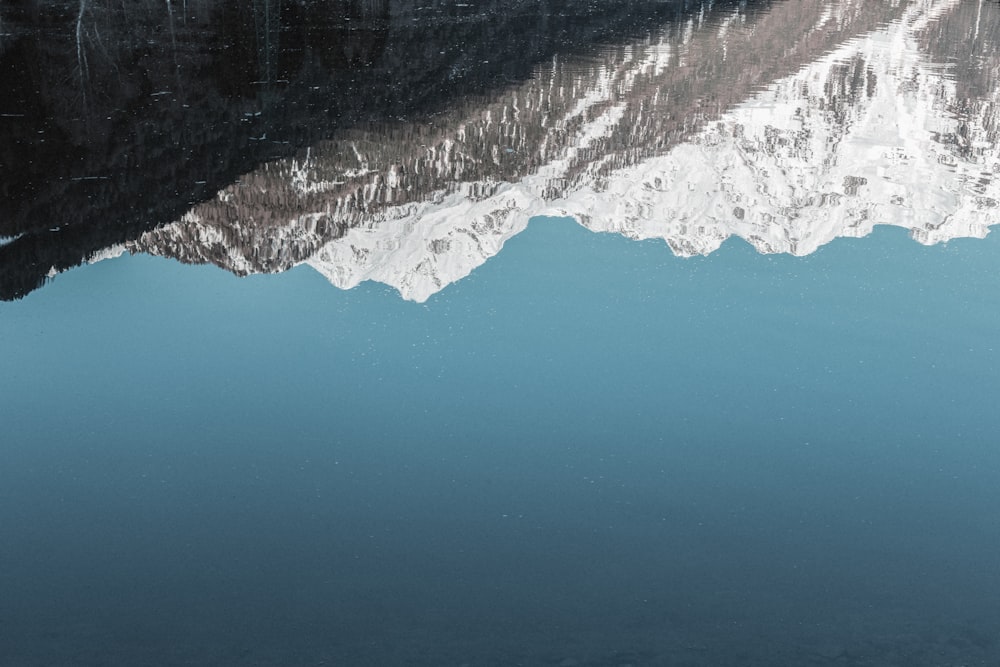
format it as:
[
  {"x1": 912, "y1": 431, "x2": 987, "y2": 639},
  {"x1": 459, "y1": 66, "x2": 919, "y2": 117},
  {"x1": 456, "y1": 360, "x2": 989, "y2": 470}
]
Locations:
[{"x1": 2, "y1": 0, "x2": 1000, "y2": 665}]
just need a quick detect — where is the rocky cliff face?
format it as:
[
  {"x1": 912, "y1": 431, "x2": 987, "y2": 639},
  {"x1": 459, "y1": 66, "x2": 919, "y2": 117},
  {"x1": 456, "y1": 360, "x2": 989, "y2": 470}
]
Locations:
[{"x1": 120, "y1": 0, "x2": 1000, "y2": 302}]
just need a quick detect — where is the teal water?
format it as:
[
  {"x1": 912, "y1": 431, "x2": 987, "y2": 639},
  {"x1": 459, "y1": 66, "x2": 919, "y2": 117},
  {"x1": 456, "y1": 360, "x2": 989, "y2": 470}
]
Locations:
[{"x1": 1, "y1": 218, "x2": 998, "y2": 665}]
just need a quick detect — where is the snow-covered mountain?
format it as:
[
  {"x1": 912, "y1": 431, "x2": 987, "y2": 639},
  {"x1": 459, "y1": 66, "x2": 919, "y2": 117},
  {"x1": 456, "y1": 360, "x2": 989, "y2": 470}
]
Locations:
[{"x1": 127, "y1": 0, "x2": 1000, "y2": 301}]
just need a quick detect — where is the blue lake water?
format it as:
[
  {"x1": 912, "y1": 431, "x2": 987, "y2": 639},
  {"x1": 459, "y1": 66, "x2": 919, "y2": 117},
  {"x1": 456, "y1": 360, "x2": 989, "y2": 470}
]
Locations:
[
  {"x1": 2, "y1": 219, "x2": 999, "y2": 665},
  {"x1": 3, "y1": 0, "x2": 1000, "y2": 665}
]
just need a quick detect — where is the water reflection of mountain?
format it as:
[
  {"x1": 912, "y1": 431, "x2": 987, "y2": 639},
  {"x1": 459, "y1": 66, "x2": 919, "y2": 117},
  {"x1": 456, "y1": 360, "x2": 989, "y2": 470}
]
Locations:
[
  {"x1": 0, "y1": 0, "x2": 712, "y2": 299},
  {"x1": 4, "y1": 0, "x2": 999, "y2": 300}
]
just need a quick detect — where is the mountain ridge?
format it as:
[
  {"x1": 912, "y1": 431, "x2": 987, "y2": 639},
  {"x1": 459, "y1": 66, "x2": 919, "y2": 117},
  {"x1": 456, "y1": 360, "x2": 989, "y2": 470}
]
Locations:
[{"x1": 121, "y1": 0, "x2": 1000, "y2": 302}]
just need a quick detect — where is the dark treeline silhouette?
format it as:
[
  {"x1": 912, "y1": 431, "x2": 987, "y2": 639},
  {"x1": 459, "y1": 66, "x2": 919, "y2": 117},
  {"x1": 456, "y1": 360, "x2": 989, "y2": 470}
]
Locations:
[{"x1": 0, "y1": 0, "x2": 740, "y2": 299}]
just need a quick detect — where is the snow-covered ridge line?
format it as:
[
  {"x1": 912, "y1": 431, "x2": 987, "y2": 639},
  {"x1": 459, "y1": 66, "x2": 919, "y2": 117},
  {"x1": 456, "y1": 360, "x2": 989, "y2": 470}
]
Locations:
[{"x1": 117, "y1": 0, "x2": 998, "y2": 302}]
